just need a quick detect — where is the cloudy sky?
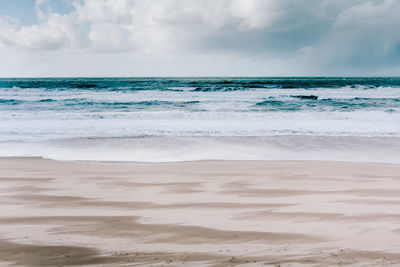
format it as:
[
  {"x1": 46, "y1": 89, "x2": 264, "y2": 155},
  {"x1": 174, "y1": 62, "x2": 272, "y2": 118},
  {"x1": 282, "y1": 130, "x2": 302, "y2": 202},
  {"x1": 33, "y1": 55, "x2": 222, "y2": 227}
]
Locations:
[{"x1": 0, "y1": 0, "x2": 399, "y2": 77}]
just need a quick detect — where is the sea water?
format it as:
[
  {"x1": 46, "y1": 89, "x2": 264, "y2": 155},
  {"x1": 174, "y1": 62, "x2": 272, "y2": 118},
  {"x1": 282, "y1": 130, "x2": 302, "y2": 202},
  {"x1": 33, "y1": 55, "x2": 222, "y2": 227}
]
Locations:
[{"x1": 0, "y1": 77, "x2": 399, "y2": 162}]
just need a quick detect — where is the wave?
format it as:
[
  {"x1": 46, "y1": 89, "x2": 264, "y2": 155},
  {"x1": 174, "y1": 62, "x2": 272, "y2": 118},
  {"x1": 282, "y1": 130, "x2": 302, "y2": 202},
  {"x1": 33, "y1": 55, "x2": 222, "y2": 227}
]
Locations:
[
  {"x1": 0, "y1": 99, "x2": 24, "y2": 105},
  {"x1": 1, "y1": 78, "x2": 400, "y2": 146},
  {"x1": 0, "y1": 99, "x2": 203, "y2": 114},
  {"x1": 2, "y1": 77, "x2": 400, "y2": 92},
  {"x1": 39, "y1": 98, "x2": 57, "y2": 102},
  {"x1": 251, "y1": 97, "x2": 400, "y2": 112},
  {"x1": 2, "y1": 95, "x2": 400, "y2": 114},
  {"x1": 191, "y1": 86, "x2": 252, "y2": 92},
  {"x1": 1, "y1": 136, "x2": 400, "y2": 163},
  {"x1": 291, "y1": 95, "x2": 319, "y2": 100},
  {"x1": 63, "y1": 100, "x2": 201, "y2": 108}
]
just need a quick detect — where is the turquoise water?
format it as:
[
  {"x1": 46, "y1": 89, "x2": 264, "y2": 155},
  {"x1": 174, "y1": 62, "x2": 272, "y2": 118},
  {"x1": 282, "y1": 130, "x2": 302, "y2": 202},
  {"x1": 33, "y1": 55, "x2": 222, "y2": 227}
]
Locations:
[
  {"x1": 1, "y1": 77, "x2": 399, "y2": 162},
  {"x1": 1, "y1": 77, "x2": 400, "y2": 114}
]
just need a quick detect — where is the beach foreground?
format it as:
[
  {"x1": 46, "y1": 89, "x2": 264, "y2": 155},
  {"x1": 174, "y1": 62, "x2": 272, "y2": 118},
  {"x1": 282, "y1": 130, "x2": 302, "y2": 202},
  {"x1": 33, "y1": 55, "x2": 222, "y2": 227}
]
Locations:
[{"x1": 0, "y1": 158, "x2": 400, "y2": 266}]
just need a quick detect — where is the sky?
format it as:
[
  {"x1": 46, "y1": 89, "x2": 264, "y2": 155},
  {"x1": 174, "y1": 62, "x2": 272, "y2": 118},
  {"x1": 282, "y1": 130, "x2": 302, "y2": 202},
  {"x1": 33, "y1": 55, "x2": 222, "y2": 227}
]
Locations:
[{"x1": 0, "y1": 0, "x2": 400, "y2": 77}]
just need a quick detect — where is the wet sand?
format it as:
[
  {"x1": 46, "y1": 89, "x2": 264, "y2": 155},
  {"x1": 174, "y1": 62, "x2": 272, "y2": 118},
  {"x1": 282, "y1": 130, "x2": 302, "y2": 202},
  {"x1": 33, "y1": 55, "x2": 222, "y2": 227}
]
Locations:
[{"x1": 0, "y1": 158, "x2": 400, "y2": 266}]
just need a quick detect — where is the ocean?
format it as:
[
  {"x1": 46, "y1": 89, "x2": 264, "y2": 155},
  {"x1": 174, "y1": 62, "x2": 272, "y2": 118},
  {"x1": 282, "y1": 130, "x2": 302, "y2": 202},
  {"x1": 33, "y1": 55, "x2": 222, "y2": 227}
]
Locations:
[{"x1": 1, "y1": 77, "x2": 400, "y2": 162}]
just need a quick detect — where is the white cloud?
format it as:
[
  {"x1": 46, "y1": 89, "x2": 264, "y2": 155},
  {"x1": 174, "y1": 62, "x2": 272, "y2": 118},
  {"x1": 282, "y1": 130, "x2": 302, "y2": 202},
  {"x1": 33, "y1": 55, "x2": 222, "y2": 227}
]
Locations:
[
  {"x1": 0, "y1": 0, "x2": 400, "y2": 76},
  {"x1": 0, "y1": 0, "x2": 298, "y2": 52},
  {"x1": 0, "y1": 4, "x2": 85, "y2": 51}
]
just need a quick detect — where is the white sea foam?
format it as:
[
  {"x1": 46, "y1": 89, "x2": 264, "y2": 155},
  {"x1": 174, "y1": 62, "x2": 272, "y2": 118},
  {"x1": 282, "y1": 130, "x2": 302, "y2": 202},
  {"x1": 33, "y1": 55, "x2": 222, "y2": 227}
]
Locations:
[
  {"x1": 2, "y1": 85, "x2": 400, "y2": 103},
  {"x1": 1, "y1": 136, "x2": 399, "y2": 164},
  {"x1": 1, "y1": 110, "x2": 400, "y2": 143},
  {"x1": 1, "y1": 81, "x2": 400, "y2": 162}
]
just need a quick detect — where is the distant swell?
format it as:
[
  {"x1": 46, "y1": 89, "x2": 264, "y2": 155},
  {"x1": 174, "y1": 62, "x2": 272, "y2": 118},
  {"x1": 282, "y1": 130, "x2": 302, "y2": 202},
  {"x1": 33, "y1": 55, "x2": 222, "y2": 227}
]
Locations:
[
  {"x1": 0, "y1": 77, "x2": 400, "y2": 144},
  {"x1": 2, "y1": 77, "x2": 400, "y2": 92}
]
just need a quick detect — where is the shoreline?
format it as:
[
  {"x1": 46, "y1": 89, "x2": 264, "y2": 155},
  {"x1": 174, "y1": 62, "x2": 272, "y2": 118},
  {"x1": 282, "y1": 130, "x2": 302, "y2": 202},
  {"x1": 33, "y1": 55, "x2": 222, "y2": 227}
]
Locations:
[
  {"x1": 3, "y1": 155, "x2": 400, "y2": 166},
  {"x1": 1, "y1": 158, "x2": 400, "y2": 266},
  {"x1": 2, "y1": 135, "x2": 400, "y2": 164}
]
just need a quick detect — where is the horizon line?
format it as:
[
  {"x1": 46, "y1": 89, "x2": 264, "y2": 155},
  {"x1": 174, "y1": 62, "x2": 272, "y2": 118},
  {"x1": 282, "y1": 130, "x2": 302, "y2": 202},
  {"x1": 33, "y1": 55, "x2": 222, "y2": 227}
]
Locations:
[{"x1": 1, "y1": 75, "x2": 400, "y2": 79}]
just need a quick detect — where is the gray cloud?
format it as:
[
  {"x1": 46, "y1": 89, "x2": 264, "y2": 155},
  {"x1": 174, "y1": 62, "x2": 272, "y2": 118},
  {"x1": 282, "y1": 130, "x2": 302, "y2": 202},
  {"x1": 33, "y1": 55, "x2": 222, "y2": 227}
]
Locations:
[{"x1": 0, "y1": 0, "x2": 399, "y2": 76}]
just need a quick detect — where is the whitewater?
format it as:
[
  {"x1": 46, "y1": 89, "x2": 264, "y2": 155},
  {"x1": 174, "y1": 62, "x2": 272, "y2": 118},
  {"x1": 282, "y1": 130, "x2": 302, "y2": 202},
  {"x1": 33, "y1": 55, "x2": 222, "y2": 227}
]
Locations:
[{"x1": 1, "y1": 77, "x2": 399, "y2": 162}]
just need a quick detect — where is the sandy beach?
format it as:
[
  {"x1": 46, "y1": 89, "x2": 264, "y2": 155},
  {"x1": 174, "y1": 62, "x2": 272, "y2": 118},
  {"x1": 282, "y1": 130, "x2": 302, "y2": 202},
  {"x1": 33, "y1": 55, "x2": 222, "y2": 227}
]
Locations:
[
  {"x1": 2, "y1": 0, "x2": 400, "y2": 265},
  {"x1": 0, "y1": 157, "x2": 400, "y2": 266}
]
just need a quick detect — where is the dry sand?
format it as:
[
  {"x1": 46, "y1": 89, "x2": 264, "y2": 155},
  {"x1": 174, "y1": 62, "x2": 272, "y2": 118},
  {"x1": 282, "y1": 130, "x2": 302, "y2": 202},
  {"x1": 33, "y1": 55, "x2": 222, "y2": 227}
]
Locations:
[{"x1": 0, "y1": 157, "x2": 400, "y2": 266}]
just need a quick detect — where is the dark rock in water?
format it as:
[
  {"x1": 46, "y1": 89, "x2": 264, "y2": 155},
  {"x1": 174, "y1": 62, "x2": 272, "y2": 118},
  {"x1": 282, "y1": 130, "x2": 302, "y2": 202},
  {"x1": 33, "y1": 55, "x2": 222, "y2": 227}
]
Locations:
[{"x1": 291, "y1": 95, "x2": 318, "y2": 100}]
